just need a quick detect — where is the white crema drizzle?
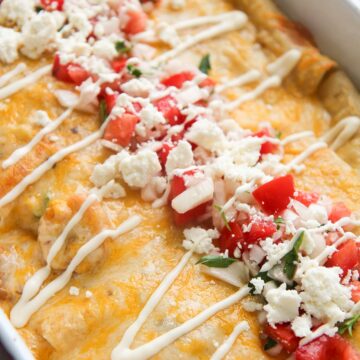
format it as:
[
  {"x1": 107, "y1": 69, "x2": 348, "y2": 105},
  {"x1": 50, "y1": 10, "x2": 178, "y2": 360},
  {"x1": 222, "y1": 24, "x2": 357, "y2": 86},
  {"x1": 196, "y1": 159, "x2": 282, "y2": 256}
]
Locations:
[
  {"x1": 111, "y1": 243, "x2": 250, "y2": 360},
  {"x1": 11, "y1": 215, "x2": 141, "y2": 328},
  {"x1": 210, "y1": 321, "x2": 250, "y2": 360},
  {"x1": 322, "y1": 116, "x2": 360, "y2": 150},
  {"x1": 0, "y1": 63, "x2": 27, "y2": 88},
  {"x1": 0, "y1": 65, "x2": 52, "y2": 100},
  {"x1": 225, "y1": 49, "x2": 301, "y2": 110},
  {"x1": 151, "y1": 11, "x2": 248, "y2": 65},
  {"x1": 2, "y1": 108, "x2": 73, "y2": 169},
  {"x1": 0, "y1": 116, "x2": 112, "y2": 208}
]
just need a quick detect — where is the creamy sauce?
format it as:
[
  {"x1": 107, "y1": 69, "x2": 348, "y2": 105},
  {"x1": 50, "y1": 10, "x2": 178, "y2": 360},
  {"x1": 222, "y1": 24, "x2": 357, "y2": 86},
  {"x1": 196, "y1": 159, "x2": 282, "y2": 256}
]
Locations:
[
  {"x1": 11, "y1": 215, "x2": 141, "y2": 328},
  {"x1": 112, "y1": 286, "x2": 250, "y2": 360},
  {"x1": 151, "y1": 12, "x2": 247, "y2": 65},
  {"x1": 226, "y1": 49, "x2": 301, "y2": 110},
  {"x1": 0, "y1": 63, "x2": 27, "y2": 88},
  {"x1": 0, "y1": 65, "x2": 52, "y2": 100},
  {"x1": 322, "y1": 116, "x2": 360, "y2": 150},
  {"x1": 0, "y1": 116, "x2": 111, "y2": 208},
  {"x1": 286, "y1": 142, "x2": 327, "y2": 168},
  {"x1": 282, "y1": 131, "x2": 314, "y2": 146},
  {"x1": 215, "y1": 69, "x2": 261, "y2": 94},
  {"x1": 210, "y1": 321, "x2": 249, "y2": 360},
  {"x1": 2, "y1": 108, "x2": 73, "y2": 169}
]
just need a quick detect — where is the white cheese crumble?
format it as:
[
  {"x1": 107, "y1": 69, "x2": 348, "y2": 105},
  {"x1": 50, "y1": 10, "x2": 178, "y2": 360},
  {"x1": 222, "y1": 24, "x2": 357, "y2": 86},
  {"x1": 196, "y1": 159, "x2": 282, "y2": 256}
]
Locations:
[
  {"x1": 0, "y1": 0, "x2": 35, "y2": 27},
  {"x1": 264, "y1": 284, "x2": 301, "y2": 326},
  {"x1": 120, "y1": 150, "x2": 161, "y2": 188},
  {"x1": 85, "y1": 290, "x2": 93, "y2": 298},
  {"x1": 101, "y1": 181, "x2": 126, "y2": 199},
  {"x1": 30, "y1": 110, "x2": 51, "y2": 127},
  {"x1": 69, "y1": 286, "x2": 80, "y2": 296},
  {"x1": 249, "y1": 277, "x2": 265, "y2": 295},
  {"x1": 165, "y1": 140, "x2": 194, "y2": 176},
  {"x1": 0, "y1": 26, "x2": 23, "y2": 64},
  {"x1": 182, "y1": 227, "x2": 219, "y2": 254},
  {"x1": 291, "y1": 314, "x2": 312, "y2": 338},
  {"x1": 136, "y1": 104, "x2": 166, "y2": 137},
  {"x1": 121, "y1": 78, "x2": 155, "y2": 98},
  {"x1": 300, "y1": 266, "x2": 354, "y2": 325},
  {"x1": 21, "y1": 12, "x2": 64, "y2": 59},
  {"x1": 92, "y1": 38, "x2": 118, "y2": 61},
  {"x1": 185, "y1": 119, "x2": 226, "y2": 153}
]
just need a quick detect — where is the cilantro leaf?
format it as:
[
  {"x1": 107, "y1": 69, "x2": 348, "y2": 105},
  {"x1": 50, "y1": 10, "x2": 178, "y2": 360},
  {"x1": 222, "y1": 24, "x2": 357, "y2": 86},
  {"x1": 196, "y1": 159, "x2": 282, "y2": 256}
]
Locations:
[
  {"x1": 338, "y1": 314, "x2": 360, "y2": 336},
  {"x1": 33, "y1": 194, "x2": 50, "y2": 218},
  {"x1": 276, "y1": 131, "x2": 282, "y2": 139},
  {"x1": 196, "y1": 255, "x2": 236, "y2": 268},
  {"x1": 127, "y1": 64, "x2": 142, "y2": 78},
  {"x1": 214, "y1": 204, "x2": 231, "y2": 231},
  {"x1": 35, "y1": 6, "x2": 44, "y2": 13},
  {"x1": 275, "y1": 216, "x2": 285, "y2": 230},
  {"x1": 264, "y1": 338, "x2": 277, "y2": 351},
  {"x1": 99, "y1": 99, "x2": 108, "y2": 123},
  {"x1": 283, "y1": 231, "x2": 304, "y2": 280},
  {"x1": 115, "y1": 41, "x2": 130, "y2": 54},
  {"x1": 199, "y1": 54, "x2": 211, "y2": 75}
]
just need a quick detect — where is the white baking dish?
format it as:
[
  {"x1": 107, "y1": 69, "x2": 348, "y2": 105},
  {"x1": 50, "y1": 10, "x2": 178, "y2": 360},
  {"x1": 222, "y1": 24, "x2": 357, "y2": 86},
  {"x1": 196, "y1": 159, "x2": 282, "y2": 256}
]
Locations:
[{"x1": 1, "y1": 1, "x2": 359, "y2": 359}]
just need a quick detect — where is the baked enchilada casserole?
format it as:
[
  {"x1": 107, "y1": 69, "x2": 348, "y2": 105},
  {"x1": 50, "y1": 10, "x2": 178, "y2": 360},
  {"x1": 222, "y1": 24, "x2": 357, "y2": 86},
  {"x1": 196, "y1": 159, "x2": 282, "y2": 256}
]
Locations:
[{"x1": 0, "y1": 0, "x2": 360, "y2": 359}]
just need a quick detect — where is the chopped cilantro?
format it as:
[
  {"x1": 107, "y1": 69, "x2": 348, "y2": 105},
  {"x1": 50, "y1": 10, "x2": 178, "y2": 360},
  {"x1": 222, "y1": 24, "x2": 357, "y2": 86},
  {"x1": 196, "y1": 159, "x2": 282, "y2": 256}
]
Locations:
[
  {"x1": 34, "y1": 194, "x2": 50, "y2": 218},
  {"x1": 196, "y1": 255, "x2": 236, "y2": 268},
  {"x1": 99, "y1": 99, "x2": 108, "y2": 123},
  {"x1": 283, "y1": 231, "x2": 304, "y2": 279},
  {"x1": 199, "y1": 54, "x2": 211, "y2": 75},
  {"x1": 338, "y1": 314, "x2": 360, "y2": 336},
  {"x1": 127, "y1": 64, "x2": 142, "y2": 78},
  {"x1": 264, "y1": 338, "x2": 277, "y2": 351},
  {"x1": 214, "y1": 204, "x2": 231, "y2": 231},
  {"x1": 35, "y1": 6, "x2": 44, "y2": 13},
  {"x1": 275, "y1": 216, "x2": 285, "y2": 230},
  {"x1": 115, "y1": 41, "x2": 130, "y2": 54},
  {"x1": 276, "y1": 131, "x2": 282, "y2": 139}
]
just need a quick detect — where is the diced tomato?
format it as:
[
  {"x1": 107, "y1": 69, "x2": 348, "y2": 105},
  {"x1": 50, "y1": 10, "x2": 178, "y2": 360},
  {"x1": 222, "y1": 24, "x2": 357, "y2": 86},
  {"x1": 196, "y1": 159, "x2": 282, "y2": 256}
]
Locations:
[
  {"x1": 199, "y1": 77, "x2": 216, "y2": 88},
  {"x1": 254, "y1": 128, "x2": 278, "y2": 156},
  {"x1": 252, "y1": 175, "x2": 295, "y2": 215},
  {"x1": 111, "y1": 58, "x2": 127, "y2": 73},
  {"x1": 264, "y1": 323, "x2": 299, "y2": 353},
  {"x1": 350, "y1": 281, "x2": 360, "y2": 303},
  {"x1": 103, "y1": 114, "x2": 138, "y2": 147},
  {"x1": 154, "y1": 95, "x2": 186, "y2": 126},
  {"x1": 161, "y1": 71, "x2": 195, "y2": 89},
  {"x1": 243, "y1": 218, "x2": 276, "y2": 250},
  {"x1": 218, "y1": 221, "x2": 244, "y2": 257},
  {"x1": 329, "y1": 202, "x2": 351, "y2": 223},
  {"x1": 293, "y1": 191, "x2": 320, "y2": 207},
  {"x1": 325, "y1": 240, "x2": 359, "y2": 275},
  {"x1": 169, "y1": 169, "x2": 209, "y2": 226},
  {"x1": 296, "y1": 334, "x2": 360, "y2": 360},
  {"x1": 123, "y1": 10, "x2": 147, "y2": 35},
  {"x1": 52, "y1": 55, "x2": 90, "y2": 86},
  {"x1": 40, "y1": 0, "x2": 64, "y2": 11},
  {"x1": 157, "y1": 142, "x2": 175, "y2": 167},
  {"x1": 104, "y1": 93, "x2": 118, "y2": 114}
]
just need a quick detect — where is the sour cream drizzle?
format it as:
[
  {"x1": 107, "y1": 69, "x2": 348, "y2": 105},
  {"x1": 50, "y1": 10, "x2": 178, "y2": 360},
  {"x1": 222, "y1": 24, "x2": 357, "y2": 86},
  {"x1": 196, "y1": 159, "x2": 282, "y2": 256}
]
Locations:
[
  {"x1": 282, "y1": 131, "x2": 314, "y2": 145},
  {"x1": 210, "y1": 321, "x2": 250, "y2": 360},
  {"x1": 151, "y1": 12, "x2": 247, "y2": 65},
  {"x1": 0, "y1": 63, "x2": 27, "y2": 88},
  {"x1": 0, "y1": 65, "x2": 52, "y2": 100},
  {"x1": 112, "y1": 285, "x2": 250, "y2": 360},
  {"x1": 215, "y1": 69, "x2": 261, "y2": 94},
  {"x1": 10, "y1": 215, "x2": 141, "y2": 328},
  {"x1": 322, "y1": 116, "x2": 360, "y2": 150},
  {"x1": 0, "y1": 117, "x2": 111, "y2": 208},
  {"x1": 225, "y1": 49, "x2": 301, "y2": 110},
  {"x1": 286, "y1": 142, "x2": 327, "y2": 168},
  {"x1": 2, "y1": 108, "x2": 73, "y2": 169}
]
